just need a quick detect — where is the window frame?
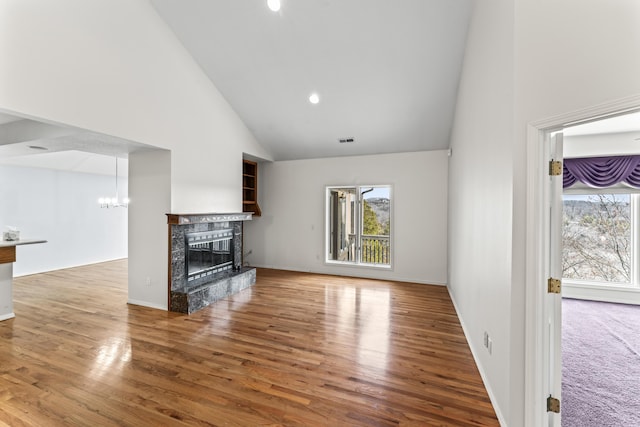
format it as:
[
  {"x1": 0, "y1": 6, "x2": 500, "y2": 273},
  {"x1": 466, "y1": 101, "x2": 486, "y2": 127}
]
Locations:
[{"x1": 324, "y1": 185, "x2": 393, "y2": 270}]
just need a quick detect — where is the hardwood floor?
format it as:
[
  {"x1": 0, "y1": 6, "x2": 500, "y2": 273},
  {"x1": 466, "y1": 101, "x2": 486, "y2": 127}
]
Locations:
[{"x1": 0, "y1": 260, "x2": 498, "y2": 426}]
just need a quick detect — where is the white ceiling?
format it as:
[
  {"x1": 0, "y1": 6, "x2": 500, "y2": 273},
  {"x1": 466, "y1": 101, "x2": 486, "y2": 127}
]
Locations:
[
  {"x1": 150, "y1": 0, "x2": 473, "y2": 161},
  {"x1": 564, "y1": 111, "x2": 640, "y2": 137},
  {"x1": 0, "y1": 112, "x2": 22, "y2": 126},
  {"x1": 1, "y1": 2, "x2": 638, "y2": 172},
  {"x1": 564, "y1": 111, "x2": 640, "y2": 158},
  {"x1": 0, "y1": 115, "x2": 153, "y2": 175},
  {"x1": 0, "y1": 150, "x2": 129, "y2": 177}
]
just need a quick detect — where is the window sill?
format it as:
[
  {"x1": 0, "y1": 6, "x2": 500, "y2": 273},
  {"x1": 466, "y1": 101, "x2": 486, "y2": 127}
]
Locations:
[
  {"x1": 562, "y1": 280, "x2": 640, "y2": 291},
  {"x1": 562, "y1": 280, "x2": 640, "y2": 305},
  {"x1": 325, "y1": 260, "x2": 393, "y2": 271}
]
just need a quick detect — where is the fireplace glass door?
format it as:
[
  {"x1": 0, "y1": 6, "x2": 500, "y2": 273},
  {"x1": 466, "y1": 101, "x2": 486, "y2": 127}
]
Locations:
[{"x1": 186, "y1": 229, "x2": 234, "y2": 281}]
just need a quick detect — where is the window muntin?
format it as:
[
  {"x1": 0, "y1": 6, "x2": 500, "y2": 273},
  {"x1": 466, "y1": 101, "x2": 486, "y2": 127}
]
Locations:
[
  {"x1": 326, "y1": 185, "x2": 391, "y2": 267},
  {"x1": 562, "y1": 193, "x2": 633, "y2": 284}
]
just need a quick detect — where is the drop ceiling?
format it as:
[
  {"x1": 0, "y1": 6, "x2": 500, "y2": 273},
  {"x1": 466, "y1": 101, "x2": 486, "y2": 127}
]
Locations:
[{"x1": 150, "y1": 0, "x2": 473, "y2": 161}]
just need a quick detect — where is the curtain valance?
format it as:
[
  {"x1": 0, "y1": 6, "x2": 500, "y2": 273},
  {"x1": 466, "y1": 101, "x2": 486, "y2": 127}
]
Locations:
[{"x1": 563, "y1": 156, "x2": 640, "y2": 189}]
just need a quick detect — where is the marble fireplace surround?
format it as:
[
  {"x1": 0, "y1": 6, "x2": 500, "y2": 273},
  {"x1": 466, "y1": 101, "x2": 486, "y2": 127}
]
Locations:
[{"x1": 167, "y1": 212, "x2": 255, "y2": 314}]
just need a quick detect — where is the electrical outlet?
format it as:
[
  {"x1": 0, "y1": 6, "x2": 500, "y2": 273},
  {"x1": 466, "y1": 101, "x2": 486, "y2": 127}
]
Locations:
[
  {"x1": 483, "y1": 331, "x2": 489, "y2": 348},
  {"x1": 487, "y1": 337, "x2": 493, "y2": 355},
  {"x1": 145, "y1": 277, "x2": 151, "y2": 286}
]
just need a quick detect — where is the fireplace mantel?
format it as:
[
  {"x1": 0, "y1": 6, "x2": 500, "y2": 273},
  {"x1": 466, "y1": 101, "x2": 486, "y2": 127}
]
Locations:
[{"x1": 167, "y1": 212, "x2": 252, "y2": 225}]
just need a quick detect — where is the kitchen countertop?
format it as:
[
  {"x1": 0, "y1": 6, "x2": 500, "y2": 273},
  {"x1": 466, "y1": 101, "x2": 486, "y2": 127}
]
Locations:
[{"x1": 0, "y1": 239, "x2": 47, "y2": 248}]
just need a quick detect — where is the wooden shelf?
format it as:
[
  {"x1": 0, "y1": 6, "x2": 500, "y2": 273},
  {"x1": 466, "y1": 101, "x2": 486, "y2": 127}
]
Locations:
[{"x1": 242, "y1": 160, "x2": 261, "y2": 217}]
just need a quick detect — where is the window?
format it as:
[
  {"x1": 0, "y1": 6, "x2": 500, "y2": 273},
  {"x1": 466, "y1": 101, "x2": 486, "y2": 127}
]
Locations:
[
  {"x1": 562, "y1": 193, "x2": 633, "y2": 285},
  {"x1": 326, "y1": 185, "x2": 391, "y2": 267}
]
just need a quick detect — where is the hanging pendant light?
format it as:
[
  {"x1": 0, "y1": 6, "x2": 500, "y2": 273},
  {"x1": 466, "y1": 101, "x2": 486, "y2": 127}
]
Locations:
[{"x1": 99, "y1": 157, "x2": 129, "y2": 208}]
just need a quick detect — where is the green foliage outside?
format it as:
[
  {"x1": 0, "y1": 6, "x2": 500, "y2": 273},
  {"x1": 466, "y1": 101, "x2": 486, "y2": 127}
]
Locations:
[
  {"x1": 362, "y1": 200, "x2": 382, "y2": 235},
  {"x1": 361, "y1": 200, "x2": 390, "y2": 264},
  {"x1": 381, "y1": 220, "x2": 390, "y2": 235}
]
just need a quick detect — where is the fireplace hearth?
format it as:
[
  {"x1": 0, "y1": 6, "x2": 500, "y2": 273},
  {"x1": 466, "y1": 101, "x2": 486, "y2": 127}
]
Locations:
[{"x1": 167, "y1": 213, "x2": 255, "y2": 314}]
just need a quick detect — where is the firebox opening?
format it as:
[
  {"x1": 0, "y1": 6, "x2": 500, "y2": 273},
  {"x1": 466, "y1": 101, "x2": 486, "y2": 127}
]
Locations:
[{"x1": 185, "y1": 229, "x2": 234, "y2": 282}]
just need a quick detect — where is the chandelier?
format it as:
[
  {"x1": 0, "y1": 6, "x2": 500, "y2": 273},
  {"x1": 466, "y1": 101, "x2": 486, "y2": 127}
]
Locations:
[{"x1": 99, "y1": 157, "x2": 129, "y2": 208}]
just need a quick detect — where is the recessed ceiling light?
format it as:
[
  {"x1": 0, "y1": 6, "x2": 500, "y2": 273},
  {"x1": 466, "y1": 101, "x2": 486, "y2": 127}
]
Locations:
[
  {"x1": 28, "y1": 145, "x2": 48, "y2": 150},
  {"x1": 267, "y1": 0, "x2": 280, "y2": 12},
  {"x1": 309, "y1": 93, "x2": 320, "y2": 104}
]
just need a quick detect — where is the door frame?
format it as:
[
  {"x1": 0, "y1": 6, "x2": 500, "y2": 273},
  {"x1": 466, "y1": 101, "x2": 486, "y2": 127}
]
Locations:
[{"x1": 524, "y1": 94, "x2": 640, "y2": 426}]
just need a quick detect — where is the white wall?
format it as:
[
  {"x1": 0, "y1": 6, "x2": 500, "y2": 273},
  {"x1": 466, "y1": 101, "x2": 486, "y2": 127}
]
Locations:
[
  {"x1": 513, "y1": 1, "x2": 640, "y2": 425},
  {"x1": 128, "y1": 149, "x2": 171, "y2": 309},
  {"x1": 449, "y1": 0, "x2": 640, "y2": 425},
  {"x1": 447, "y1": 1, "x2": 515, "y2": 425},
  {"x1": 0, "y1": 0, "x2": 272, "y2": 308},
  {"x1": 0, "y1": 164, "x2": 127, "y2": 276},
  {"x1": 244, "y1": 151, "x2": 448, "y2": 285}
]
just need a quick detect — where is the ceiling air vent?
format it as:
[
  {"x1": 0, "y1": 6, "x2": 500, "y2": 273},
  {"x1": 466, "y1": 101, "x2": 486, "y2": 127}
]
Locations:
[{"x1": 338, "y1": 137, "x2": 355, "y2": 144}]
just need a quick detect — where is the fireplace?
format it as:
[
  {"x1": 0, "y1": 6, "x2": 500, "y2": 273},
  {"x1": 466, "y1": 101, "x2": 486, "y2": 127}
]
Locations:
[
  {"x1": 167, "y1": 213, "x2": 255, "y2": 314},
  {"x1": 186, "y1": 229, "x2": 235, "y2": 282}
]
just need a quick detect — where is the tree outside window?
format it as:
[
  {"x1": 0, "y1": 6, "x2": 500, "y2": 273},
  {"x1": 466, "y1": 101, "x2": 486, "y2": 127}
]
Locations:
[{"x1": 562, "y1": 193, "x2": 631, "y2": 284}]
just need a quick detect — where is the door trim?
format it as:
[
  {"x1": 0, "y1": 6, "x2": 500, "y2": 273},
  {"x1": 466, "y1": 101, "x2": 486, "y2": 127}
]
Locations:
[{"x1": 524, "y1": 94, "x2": 640, "y2": 427}]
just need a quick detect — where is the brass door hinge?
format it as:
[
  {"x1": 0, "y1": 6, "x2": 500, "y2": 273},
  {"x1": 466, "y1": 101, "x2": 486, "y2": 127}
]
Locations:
[
  {"x1": 547, "y1": 278, "x2": 561, "y2": 294},
  {"x1": 549, "y1": 160, "x2": 562, "y2": 176},
  {"x1": 547, "y1": 395, "x2": 560, "y2": 413}
]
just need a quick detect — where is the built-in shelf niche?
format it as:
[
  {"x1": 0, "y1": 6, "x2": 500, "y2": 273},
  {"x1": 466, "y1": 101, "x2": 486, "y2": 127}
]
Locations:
[{"x1": 242, "y1": 159, "x2": 261, "y2": 217}]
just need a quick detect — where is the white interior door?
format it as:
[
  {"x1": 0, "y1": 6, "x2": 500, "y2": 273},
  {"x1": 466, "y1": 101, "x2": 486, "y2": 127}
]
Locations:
[{"x1": 547, "y1": 132, "x2": 563, "y2": 426}]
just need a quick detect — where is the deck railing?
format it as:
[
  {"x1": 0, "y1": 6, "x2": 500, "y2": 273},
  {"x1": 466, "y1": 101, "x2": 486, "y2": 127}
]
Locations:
[{"x1": 360, "y1": 235, "x2": 390, "y2": 264}]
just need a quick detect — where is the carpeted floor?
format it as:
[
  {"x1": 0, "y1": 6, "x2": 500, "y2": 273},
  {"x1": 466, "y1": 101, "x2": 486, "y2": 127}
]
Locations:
[{"x1": 562, "y1": 298, "x2": 640, "y2": 427}]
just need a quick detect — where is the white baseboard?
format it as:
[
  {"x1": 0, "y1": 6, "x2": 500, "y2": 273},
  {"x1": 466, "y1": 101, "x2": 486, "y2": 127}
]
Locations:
[
  {"x1": 0, "y1": 312, "x2": 15, "y2": 321},
  {"x1": 14, "y1": 257, "x2": 128, "y2": 278},
  {"x1": 447, "y1": 288, "x2": 507, "y2": 427},
  {"x1": 248, "y1": 263, "x2": 447, "y2": 286},
  {"x1": 127, "y1": 299, "x2": 167, "y2": 311}
]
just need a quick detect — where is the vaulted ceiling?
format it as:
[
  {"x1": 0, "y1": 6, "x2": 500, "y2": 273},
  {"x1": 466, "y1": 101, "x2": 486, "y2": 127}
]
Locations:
[
  {"x1": 2, "y1": 2, "x2": 638, "y2": 171},
  {"x1": 150, "y1": 0, "x2": 473, "y2": 160}
]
